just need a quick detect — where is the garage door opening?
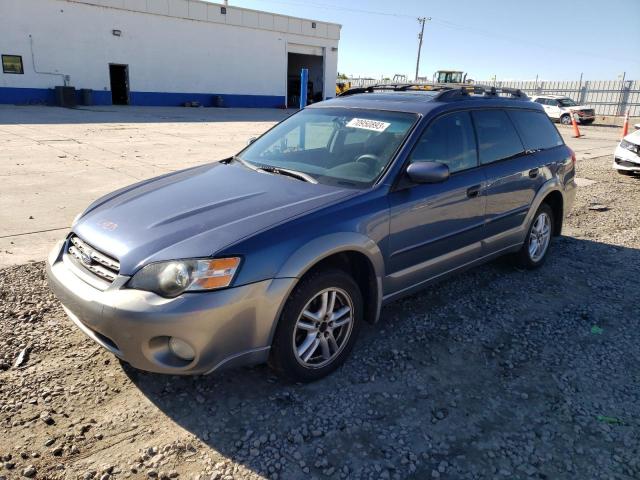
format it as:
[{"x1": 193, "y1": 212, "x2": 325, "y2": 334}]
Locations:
[
  {"x1": 287, "y1": 47, "x2": 324, "y2": 108},
  {"x1": 109, "y1": 64, "x2": 130, "y2": 105}
]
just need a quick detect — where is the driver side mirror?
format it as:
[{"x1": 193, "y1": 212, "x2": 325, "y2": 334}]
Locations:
[
  {"x1": 247, "y1": 136, "x2": 257, "y2": 146},
  {"x1": 406, "y1": 161, "x2": 450, "y2": 184}
]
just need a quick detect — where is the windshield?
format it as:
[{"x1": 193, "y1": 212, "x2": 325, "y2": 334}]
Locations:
[
  {"x1": 437, "y1": 72, "x2": 463, "y2": 83},
  {"x1": 237, "y1": 108, "x2": 417, "y2": 188},
  {"x1": 558, "y1": 97, "x2": 578, "y2": 107}
]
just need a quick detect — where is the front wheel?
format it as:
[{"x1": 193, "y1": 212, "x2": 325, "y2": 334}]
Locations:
[
  {"x1": 269, "y1": 268, "x2": 362, "y2": 382},
  {"x1": 560, "y1": 114, "x2": 572, "y2": 125},
  {"x1": 514, "y1": 204, "x2": 554, "y2": 269}
]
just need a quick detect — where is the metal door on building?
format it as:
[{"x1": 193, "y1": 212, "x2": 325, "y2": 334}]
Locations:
[{"x1": 109, "y1": 64, "x2": 130, "y2": 105}]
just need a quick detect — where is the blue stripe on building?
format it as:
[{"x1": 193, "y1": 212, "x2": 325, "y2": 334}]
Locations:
[{"x1": 0, "y1": 87, "x2": 285, "y2": 108}]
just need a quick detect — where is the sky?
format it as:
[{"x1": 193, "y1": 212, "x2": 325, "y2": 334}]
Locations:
[{"x1": 229, "y1": 0, "x2": 640, "y2": 81}]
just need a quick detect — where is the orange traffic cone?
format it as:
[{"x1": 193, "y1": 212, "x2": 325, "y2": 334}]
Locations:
[
  {"x1": 621, "y1": 109, "x2": 629, "y2": 139},
  {"x1": 570, "y1": 111, "x2": 581, "y2": 138}
]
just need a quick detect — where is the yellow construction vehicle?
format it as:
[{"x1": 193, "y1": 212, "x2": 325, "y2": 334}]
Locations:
[
  {"x1": 335, "y1": 80, "x2": 351, "y2": 95},
  {"x1": 433, "y1": 70, "x2": 474, "y2": 84}
]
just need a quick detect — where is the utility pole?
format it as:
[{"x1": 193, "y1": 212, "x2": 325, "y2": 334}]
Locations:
[{"x1": 415, "y1": 17, "x2": 430, "y2": 82}]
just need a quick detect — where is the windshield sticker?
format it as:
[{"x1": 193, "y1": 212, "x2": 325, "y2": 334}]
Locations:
[{"x1": 346, "y1": 118, "x2": 391, "y2": 132}]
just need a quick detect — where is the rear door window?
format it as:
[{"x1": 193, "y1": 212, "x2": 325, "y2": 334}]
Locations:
[
  {"x1": 508, "y1": 110, "x2": 564, "y2": 150},
  {"x1": 471, "y1": 110, "x2": 524, "y2": 165}
]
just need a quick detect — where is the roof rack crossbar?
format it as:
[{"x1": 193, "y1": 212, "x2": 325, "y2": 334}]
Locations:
[
  {"x1": 434, "y1": 84, "x2": 529, "y2": 101},
  {"x1": 337, "y1": 83, "x2": 432, "y2": 97},
  {"x1": 472, "y1": 84, "x2": 528, "y2": 98}
]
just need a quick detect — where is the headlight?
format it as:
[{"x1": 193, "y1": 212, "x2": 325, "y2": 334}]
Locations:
[
  {"x1": 620, "y1": 139, "x2": 639, "y2": 153},
  {"x1": 128, "y1": 257, "x2": 241, "y2": 297}
]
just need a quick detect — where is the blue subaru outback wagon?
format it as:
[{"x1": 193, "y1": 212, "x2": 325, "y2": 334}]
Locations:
[{"x1": 47, "y1": 85, "x2": 576, "y2": 382}]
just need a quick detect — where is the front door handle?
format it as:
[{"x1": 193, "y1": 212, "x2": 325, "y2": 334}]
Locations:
[
  {"x1": 466, "y1": 185, "x2": 481, "y2": 198},
  {"x1": 528, "y1": 168, "x2": 539, "y2": 178}
]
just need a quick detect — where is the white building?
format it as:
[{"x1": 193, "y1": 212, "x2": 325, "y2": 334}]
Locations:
[{"x1": 0, "y1": 0, "x2": 341, "y2": 107}]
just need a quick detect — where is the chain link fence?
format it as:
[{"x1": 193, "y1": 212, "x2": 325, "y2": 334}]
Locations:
[{"x1": 344, "y1": 78, "x2": 639, "y2": 116}]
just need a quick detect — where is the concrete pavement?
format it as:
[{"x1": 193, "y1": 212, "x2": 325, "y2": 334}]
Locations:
[{"x1": 0, "y1": 105, "x2": 289, "y2": 266}]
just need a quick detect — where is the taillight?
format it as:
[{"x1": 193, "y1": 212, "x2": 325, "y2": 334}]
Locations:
[{"x1": 568, "y1": 147, "x2": 576, "y2": 168}]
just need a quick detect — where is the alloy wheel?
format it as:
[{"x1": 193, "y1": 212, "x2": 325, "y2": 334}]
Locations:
[
  {"x1": 292, "y1": 288, "x2": 354, "y2": 369},
  {"x1": 528, "y1": 212, "x2": 551, "y2": 262}
]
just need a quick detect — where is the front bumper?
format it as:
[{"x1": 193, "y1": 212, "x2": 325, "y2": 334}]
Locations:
[
  {"x1": 613, "y1": 145, "x2": 640, "y2": 171},
  {"x1": 577, "y1": 116, "x2": 594, "y2": 124},
  {"x1": 46, "y1": 242, "x2": 295, "y2": 375}
]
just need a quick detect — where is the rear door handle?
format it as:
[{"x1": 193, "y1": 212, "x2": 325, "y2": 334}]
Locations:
[
  {"x1": 466, "y1": 185, "x2": 481, "y2": 198},
  {"x1": 528, "y1": 168, "x2": 539, "y2": 178}
]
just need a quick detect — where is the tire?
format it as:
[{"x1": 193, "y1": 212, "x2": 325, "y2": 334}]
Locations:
[
  {"x1": 560, "y1": 114, "x2": 571, "y2": 125},
  {"x1": 269, "y1": 268, "x2": 362, "y2": 382},
  {"x1": 582, "y1": 119, "x2": 594, "y2": 125},
  {"x1": 514, "y1": 204, "x2": 554, "y2": 269},
  {"x1": 617, "y1": 169, "x2": 636, "y2": 176}
]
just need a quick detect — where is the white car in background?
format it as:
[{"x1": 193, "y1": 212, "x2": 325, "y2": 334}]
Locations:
[
  {"x1": 614, "y1": 124, "x2": 640, "y2": 175},
  {"x1": 531, "y1": 95, "x2": 596, "y2": 125}
]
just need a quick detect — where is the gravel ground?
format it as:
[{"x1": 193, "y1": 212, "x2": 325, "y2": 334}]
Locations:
[{"x1": 1, "y1": 126, "x2": 639, "y2": 480}]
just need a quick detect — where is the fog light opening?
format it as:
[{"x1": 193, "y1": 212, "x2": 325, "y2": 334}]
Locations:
[{"x1": 168, "y1": 337, "x2": 195, "y2": 361}]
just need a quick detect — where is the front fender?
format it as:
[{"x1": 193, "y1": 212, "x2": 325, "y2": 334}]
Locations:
[{"x1": 275, "y1": 232, "x2": 385, "y2": 323}]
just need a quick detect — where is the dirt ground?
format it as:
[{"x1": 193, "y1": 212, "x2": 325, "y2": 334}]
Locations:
[{"x1": 0, "y1": 111, "x2": 638, "y2": 480}]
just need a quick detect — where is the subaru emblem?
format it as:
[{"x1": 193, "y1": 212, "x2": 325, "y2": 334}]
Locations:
[{"x1": 81, "y1": 251, "x2": 93, "y2": 265}]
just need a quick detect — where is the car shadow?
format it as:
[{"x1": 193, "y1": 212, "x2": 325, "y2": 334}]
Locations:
[{"x1": 124, "y1": 236, "x2": 640, "y2": 479}]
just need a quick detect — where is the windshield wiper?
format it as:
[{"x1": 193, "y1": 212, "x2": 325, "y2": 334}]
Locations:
[
  {"x1": 231, "y1": 155, "x2": 261, "y2": 172},
  {"x1": 231, "y1": 156, "x2": 317, "y2": 184},
  {"x1": 258, "y1": 166, "x2": 318, "y2": 184}
]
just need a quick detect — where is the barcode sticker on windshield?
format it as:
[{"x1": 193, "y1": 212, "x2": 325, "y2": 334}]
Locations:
[{"x1": 346, "y1": 118, "x2": 390, "y2": 132}]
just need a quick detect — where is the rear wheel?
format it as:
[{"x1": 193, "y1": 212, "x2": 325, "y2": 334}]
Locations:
[
  {"x1": 269, "y1": 268, "x2": 362, "y2": 382},
  {"x1": 617, "y1": 169, "x2": 637, "y2": 176},
  {"x1": 514, "y1": 204, "x2": 554, "y2": 269}
]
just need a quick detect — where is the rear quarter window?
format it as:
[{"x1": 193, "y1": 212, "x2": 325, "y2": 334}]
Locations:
[{"x1": 508, "y1": 110, "x2": 564, "y2": 150}]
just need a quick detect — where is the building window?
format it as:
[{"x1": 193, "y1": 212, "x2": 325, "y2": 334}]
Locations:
[
  {"x1": 311, "y1": 22, "x2": 316, "y2": 28},
  {"x1": 220, "y1": 6, "x2": 226, "y2": 14},
  {"x1": 2, "y1": 55, "x2": 24, "y2": 74}
]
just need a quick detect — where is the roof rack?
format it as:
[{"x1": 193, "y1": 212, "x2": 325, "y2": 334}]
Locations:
[{"x1": 337, "y1": 82, "x2": 528, "y2": 100}]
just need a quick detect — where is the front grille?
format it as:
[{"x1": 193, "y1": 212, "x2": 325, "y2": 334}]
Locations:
[
  {"x1": 615, "y1": 158, "x2": 640, "y2": 169},
  {"x1": 580, "y1": 109, "x2": 595, "y2": 116},
  {"x1": 67, "y1": 235, "x2": 120, "y2": 283}
]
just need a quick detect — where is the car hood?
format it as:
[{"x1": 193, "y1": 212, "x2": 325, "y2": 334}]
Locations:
[
  {"x1": 563, "y1": 105, "x2": 592, "y2": 111},
  {"x1": 623, "y1": 128, "x2": 640, "y2": 144},
  {"x1": 73, "y1": 162, "x2": 356, "y2": 275}
]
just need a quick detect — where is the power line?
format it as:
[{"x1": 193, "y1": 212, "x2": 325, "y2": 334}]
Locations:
[
  {"x1": 239, "y1": 0, "x2": 630, "y2": 63},
  {"x1": 238, "y1": 0, "x2": 416, "y2": 18}
]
